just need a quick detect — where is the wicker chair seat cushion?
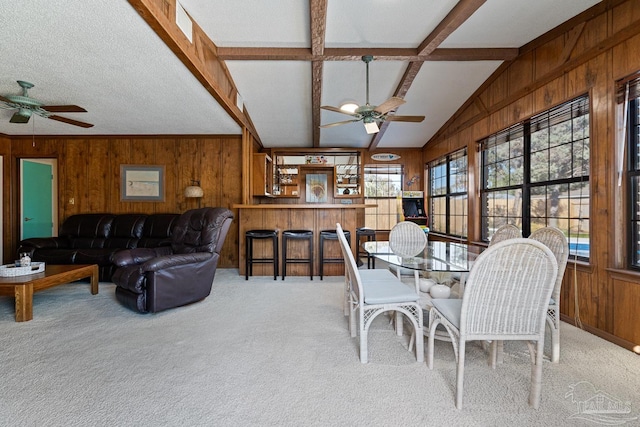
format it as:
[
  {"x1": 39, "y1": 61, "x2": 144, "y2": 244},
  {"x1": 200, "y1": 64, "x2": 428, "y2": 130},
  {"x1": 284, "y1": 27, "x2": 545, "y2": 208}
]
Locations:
[
  {"x1": 363, "y1": 280, "x2": 420, "y2": 304},
  {"x1": 358, "y1": 269, "x2": 398, "y2": 282},
  {"x1": 431, "y1": 299, "x2": 462, "y2": 330}
]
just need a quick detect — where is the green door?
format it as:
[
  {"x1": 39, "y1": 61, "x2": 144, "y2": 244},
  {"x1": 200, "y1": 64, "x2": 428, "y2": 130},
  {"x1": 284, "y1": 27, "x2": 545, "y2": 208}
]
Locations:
[{"x1": 22, "y1": 160, "x2": 54, "y2": 239}]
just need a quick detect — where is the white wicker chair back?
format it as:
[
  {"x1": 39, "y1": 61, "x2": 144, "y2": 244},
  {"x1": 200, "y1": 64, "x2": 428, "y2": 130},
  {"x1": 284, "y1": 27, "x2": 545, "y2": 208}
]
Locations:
[
  {"x1": 461, "y1": 238, "x2": 557, "y2": 336},
  {"x1": 336, "y1": 223, "x2": 362, "y2": 307},
  {"x1": 489, "y1": 223, "x2": 522, "y2": 246},
  {"x1": 529, "y1": 226, "x2": 569, "y2": 309},
  {"x1": 389, "y1": 221, "x2": 427, "y2": 257},
  {"x1": 529, "y1": 226, "x2": 569, "y2": 363}
]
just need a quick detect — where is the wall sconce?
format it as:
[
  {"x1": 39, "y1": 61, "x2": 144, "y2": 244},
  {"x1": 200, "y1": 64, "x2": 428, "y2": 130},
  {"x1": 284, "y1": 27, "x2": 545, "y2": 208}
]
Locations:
[
  {"x1": 184, "y1": 179, "x2": 204, "y2": 208},
  {"x1": 406, "y1": 175, "x2": 419, "y2": 187}
]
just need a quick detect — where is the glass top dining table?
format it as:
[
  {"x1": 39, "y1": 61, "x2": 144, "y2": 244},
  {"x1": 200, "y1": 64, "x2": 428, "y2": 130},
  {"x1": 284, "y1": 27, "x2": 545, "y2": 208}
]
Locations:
[{"x1": 363, "y1": 240, "x2": 483, "y2": 273}]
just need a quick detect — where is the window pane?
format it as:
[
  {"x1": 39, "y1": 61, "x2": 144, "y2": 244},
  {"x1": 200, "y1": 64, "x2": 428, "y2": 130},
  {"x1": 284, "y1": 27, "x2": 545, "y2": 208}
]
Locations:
[
  {"x1": 632, "y1": 173, "x2": 640, "y2": 267},
  {"x1": 549, "y1": 121, "x2": 572, "y2": 146},
  {"x1": 430, "y1": 196, "x2": 446, "y2": 233},
  {"x1": 450, "y1": 195, "x2": 467, "y2": 236},
  {"x1": 364, "y1": 165, "x2": 403, "y2": 230},
  {"x1": 531, "y1": 149, "x2": 549, "y2": 183},
  {"x1": 428, "y1": 148, "x2": 467, "y2": 238},
  {"x1": 481, "y1": 189, "x2": 522, "y2": 240},
  {"x1": 572, "y1": 139, "x2": 590, "y2": 177}
]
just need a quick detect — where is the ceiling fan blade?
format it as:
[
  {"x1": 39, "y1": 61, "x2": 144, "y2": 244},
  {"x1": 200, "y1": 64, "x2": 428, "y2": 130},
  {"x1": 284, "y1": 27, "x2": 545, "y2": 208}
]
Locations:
[
  {"x1": 48, "y1": 115, "x2": 94, "y2": 128},
  {"x1": 321, "y1": 105, "x2": 359, "y2": 117},
  {"x1": 320, "y1": 119, "x2": 360, "y2": 128},
  {"x1": 42, "y1": 105, "x2": 87, "y2": 113},
  {"x1": 385, "y1": 115, "x2": 425, "y2": 123},
  {"x1": 10, "y1": 112, "x2": 30, "y2": 123},
  {"x1": 374, "y1": 96, "x2": 405, "y2": 114},
  {"x1": 0, "y1": 95, "x2": 16, "y2": 105}
]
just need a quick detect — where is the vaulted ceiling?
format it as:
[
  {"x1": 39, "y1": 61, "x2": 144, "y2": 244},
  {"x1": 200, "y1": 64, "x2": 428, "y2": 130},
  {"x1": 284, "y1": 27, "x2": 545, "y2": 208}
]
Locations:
[{"x1": 0, "y1": 0, "x2": 602, "y2": 150}]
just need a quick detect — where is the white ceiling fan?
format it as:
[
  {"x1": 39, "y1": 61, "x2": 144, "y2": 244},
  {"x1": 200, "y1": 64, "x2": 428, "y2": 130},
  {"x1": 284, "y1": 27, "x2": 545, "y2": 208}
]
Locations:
[{"x1": 320, "y1": 55, "x2": 425, "y2": 134}]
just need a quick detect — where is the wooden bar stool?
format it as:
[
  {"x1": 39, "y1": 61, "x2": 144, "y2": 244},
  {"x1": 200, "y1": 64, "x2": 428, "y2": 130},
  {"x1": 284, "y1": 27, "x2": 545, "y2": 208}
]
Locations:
[
  {"x1": 282, "y1": 230, "x2": 313, "y2": 280},
  {"x1": 245, "y1": 229, "x2": 279, "y2": 280},
  {"x1": 319, "y1": 229, "x2": 350, "y2": 280}
]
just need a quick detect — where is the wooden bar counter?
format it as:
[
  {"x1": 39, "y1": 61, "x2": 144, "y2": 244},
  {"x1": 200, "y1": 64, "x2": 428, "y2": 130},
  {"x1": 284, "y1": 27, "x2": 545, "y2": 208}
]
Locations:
[{"x1": 233, "y1": 204, "x2": 373, "y2": 278}]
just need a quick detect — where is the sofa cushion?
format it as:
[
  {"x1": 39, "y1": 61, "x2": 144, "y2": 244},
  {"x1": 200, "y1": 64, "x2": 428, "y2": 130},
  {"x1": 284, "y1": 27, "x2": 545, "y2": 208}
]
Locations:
[
  {"x1": 60, "y1": 214, "x2": 115, "y2": 239},
  {"x1": 70, "y1": 237, "x2": 106, "y2": 249},
  {"x1": 138, "y1": 214, "x2": 179, "y2": 248},
  {"x1": 110, "y1": 214, "x2": 146, "y2": 239},
  {"x1": 104, "y1": 237, "x2": 139, "y2": 249}
]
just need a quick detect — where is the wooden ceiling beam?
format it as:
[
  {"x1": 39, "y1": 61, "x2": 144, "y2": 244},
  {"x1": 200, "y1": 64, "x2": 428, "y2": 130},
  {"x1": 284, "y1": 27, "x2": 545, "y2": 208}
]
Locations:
[
  {"x1": 369, "y1": 61, "x2": 423, "y2": 150},
  {"x1": 310, "y1": 0, "x2": 327, "y2": 56},
  {"x1": 216, "y1": 47, "x2": 518, "y2": 62},
  {"x1": 371, "y1": 0, "x2": 486, "y2": 149},
  {"x1": 312, "y1": 61, "x2": 323, "y2": 147},
  {"x1": 417, "y1": 0, "x2": 487, "y2": 56},
  {"x1": 127, "y1": 0, "x2": 261, "y2": 144},
  {"x1": 310, "y1": 0, "x2": 327, "y2": 147}
]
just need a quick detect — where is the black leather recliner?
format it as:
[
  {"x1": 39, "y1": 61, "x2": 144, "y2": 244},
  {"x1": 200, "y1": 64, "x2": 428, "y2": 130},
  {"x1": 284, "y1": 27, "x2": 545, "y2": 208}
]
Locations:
[{"x1": 110, "y1": 207, "x2": 234, "y2": 313}]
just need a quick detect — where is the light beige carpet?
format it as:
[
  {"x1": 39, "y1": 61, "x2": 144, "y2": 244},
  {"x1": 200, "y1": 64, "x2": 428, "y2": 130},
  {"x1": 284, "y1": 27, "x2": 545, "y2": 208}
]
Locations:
[{"x1": 0, "y1": 269, "x2": 638, "y2": 426}]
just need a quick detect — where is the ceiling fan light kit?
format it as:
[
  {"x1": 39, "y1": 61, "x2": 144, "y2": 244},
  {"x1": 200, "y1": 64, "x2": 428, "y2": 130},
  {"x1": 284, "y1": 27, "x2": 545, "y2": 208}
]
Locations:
[
  {"x1": 321, "y1": 56, "x2": 425, "y2": 134},
  {"x1": 0, "y1": 80, "x2": 94, "y2": 128},
  {"x1": 364, "y1": 120, "x2": 379, "y2": 135},
  {"x1": 339, "y1": 102, "x2": 359, "y2": 113}
]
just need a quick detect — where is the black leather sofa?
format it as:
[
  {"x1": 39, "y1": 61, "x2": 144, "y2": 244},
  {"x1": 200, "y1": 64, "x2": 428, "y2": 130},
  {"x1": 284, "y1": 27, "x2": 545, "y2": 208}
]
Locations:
[{"x1": 17, "y1": 213, "x2": 180, "y2": 281}]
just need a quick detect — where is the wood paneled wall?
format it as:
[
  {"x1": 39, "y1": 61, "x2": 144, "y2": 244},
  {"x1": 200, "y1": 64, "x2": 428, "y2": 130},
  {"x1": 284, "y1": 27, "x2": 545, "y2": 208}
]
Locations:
[
  {"x1": 1, "y1": 135, "x2": 242, "y2": 268},
  {"x1": 422, "y1": 0, "x2": 640, "y2": 350}
]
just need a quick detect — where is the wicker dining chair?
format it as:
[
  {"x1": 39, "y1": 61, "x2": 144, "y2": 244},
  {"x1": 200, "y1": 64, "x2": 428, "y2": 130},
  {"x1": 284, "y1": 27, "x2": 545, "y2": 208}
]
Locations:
[
  {"x1": 336, "y1": 223, "x2": 423, "y2": 364},
  {"x1": 529, "y1": 226, "x2": 569, "y2": 363},
  {"x1": 489, "y1": 223, "x2": 522, "y2": 246},
  {"x1": 388, "y1": 221, "x2": 427, "y2": 287},
  {"x1": 427, "y1": 238, "x2": 558, "y2": 409}
]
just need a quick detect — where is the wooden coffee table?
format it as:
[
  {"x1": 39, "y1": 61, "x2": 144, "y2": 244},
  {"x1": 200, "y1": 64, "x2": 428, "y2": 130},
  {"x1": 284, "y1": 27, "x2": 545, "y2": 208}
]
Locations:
[{"x1": 0, "y1": 264, "x2": 99, "y2": 322}]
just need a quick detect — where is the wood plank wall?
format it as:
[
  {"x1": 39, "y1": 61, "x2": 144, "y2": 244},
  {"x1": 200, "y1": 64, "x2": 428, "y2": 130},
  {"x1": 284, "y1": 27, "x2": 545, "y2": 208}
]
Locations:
[
  {"x1": 0, "y1": 135, "x2": 242, "y2": 268},
  {"x1": 422, "y1": 0, "x2": 640, "y2": 350}
]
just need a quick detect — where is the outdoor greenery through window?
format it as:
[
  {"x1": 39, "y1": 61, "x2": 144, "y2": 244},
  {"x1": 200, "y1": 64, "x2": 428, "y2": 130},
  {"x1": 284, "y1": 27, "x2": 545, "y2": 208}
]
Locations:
[
  {"x1": 622, "y1": 73, "x2": 640, "y2": 270},
  {"x1": 364, "y1": 164, "x2": 403, "y2": 230},
  {"x1": 428, "y1": 148, "x2": 468, "y2": 237},
  {"x1": 480, "y1": 95, "x2": 590, "y2": 260}
]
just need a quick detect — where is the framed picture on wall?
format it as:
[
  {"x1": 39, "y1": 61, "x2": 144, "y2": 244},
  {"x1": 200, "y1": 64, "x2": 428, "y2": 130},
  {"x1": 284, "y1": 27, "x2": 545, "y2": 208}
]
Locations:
[
  {"x1": 120, "y1": 165, "x2": 165, "y2": 201},
  {"x1": 306, "y1": 173, "x2": 327, "y2": 203}
]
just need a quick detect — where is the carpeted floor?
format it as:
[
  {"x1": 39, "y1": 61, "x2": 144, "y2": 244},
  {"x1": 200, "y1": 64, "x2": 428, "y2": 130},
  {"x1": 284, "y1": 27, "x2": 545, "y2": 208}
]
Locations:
[{"x1": 0, "y1": 269, "x2": 638, "y2": 426}]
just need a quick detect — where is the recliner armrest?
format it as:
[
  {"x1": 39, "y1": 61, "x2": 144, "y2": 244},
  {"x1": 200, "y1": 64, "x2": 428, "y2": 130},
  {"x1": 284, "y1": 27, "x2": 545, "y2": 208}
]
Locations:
[
  {"x1": 142, "y1": 252, "x2": 213, "y2": 272},
  {"x1": 111, "y1": 246, "x2": 172, "y2": 267}
]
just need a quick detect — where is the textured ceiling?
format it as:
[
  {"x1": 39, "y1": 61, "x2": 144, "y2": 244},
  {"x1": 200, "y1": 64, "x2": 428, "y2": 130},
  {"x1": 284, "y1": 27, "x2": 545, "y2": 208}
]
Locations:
[{"x1": 0, "y1": 0, "x2": 601, "y2": 150}]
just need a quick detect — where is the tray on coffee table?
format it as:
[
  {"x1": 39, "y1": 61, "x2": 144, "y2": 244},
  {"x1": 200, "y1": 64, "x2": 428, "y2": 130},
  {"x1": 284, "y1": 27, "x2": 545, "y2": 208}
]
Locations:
[{"x1": 0, "y1": 262, "x2": 45, "y2": 277}]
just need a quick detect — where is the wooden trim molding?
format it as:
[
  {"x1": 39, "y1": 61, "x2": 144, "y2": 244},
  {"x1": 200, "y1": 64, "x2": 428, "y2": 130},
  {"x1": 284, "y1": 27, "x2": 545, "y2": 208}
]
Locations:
[
  {"x1": 607, "y1": 267, "x2": 640, "y2": 283},
  {"x1": 561, "y1": 314, "x2": 640, "y2": 354}
]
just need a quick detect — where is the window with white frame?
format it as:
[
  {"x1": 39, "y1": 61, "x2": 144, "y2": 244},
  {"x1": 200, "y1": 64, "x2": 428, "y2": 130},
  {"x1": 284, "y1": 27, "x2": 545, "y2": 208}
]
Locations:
[
  {"x1": 364, "y1": 164, "x2": 403, "y2": 230},
  {"x1": 428, "y1": 148, "x2": 468, "y2": 237},
  {"x1": 480, "y1": 95, "x2": 590, "y2": 260}
]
